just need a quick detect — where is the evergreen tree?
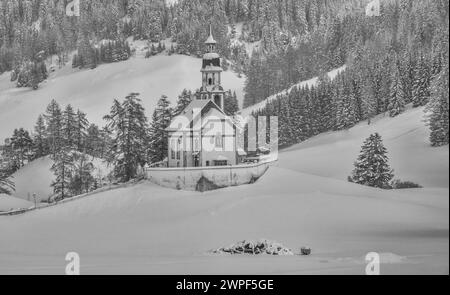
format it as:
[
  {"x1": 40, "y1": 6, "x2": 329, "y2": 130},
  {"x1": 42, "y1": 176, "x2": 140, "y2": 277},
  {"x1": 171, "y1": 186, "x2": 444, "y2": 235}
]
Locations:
[
  {"x1": 44, "y1": 100, "x2": 63, "y2": 157},
  {"x1": 224, "y1": 91, "x2": 240, "y2": 116},
  {"x1": 412, "y1": 54, "x2": 431, "y2": 107},
  {"x1": 149, "y1": 95, "x2": 173, "y2": 163},
  {"x1": 10, "y1": 128, "x2": 33, "y2": 168},
  {"x1": 62, "y1": 104, "x2": 77, "y2": 149},
  {"x1": 51, "y1": 147, "x2": 74, "y2": 201},
  {"x1": 388, "y1": 63, "x2": 406, "y2": 117},
  {"x1": 85, "y1": 124, "x2": 100, "y2": 157},
  {"x1": 335, "y1": 79, "x2": 357, "y2": 130},
  {"x1": 173, "y1": 89, "x2": 192, "y2": 116},
  {"x1": 104, "y1": 93, "x2": 149, "y2": 181},
  {"x1": 69, "y1": 152, "x2": 95, "y2": 196},
  {"x1": 33, "y1": 115, "x2": 48, "y2": 158},
  {"x1": 0, "y1": 171, "x2": 14, "y2": 195},
  {"x1": 349, "y1": 133, "x2": 394, "y2": 189},
  {"x1": 426, "y1": 59, "x2": 449, "y2": 146},
  {"x1": 75, "y1": 110, "x2": 89, "y2": 152}
]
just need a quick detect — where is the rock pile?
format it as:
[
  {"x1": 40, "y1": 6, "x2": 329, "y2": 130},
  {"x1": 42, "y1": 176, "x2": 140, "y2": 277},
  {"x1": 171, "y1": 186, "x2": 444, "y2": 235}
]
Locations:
[{"x1": 213, "y1": 239, "x2": 294, "y2": 256}]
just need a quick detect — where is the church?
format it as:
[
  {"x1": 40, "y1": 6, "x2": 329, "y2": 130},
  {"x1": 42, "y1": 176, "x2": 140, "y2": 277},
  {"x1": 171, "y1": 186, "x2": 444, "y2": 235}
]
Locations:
[{"x1": 166, "y1": 28, "x2": 243, "y2": 168}]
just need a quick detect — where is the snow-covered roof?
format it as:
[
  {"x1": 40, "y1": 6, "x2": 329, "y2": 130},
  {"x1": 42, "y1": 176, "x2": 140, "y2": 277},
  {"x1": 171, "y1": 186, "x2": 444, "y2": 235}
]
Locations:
[
  {"x1": 203, "y1": 52, "x2": 220, "y2": 59},
  {"x1": 205, "y1": 34, "x2": 217, "y2": 44},
  {"x1": 201, "y1": 65, "x2": 223, "y2": 72},
  {"x1": 167, "y1": 100, "x2": 210, "y2": 131},
  {"x1": 237, "y1": 149, "x2": 247, "y2": 156},
  {"x1": 167, "y1": 99, "x2": 238, "y2": 132}
]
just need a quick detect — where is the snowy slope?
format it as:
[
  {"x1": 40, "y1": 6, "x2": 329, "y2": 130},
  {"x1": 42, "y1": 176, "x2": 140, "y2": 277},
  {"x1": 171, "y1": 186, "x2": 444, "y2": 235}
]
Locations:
[
  {"x1": 0, "y1": 106, "x2": 447, "y2": 274},
  {"x1": 279, "y1": 105, "x2": 449, "y2": 188},
  {"x1": 0, "y1": 55, "x2": 246, "y2": 142},
  {"x1": 239, "y1": 65, "x2": 347, "y2": 117},
  {"x1": 11, "y1": 155, "x2": 112, "y2": 203},
  {"x1": 0, "y1": 194, "x2": 33, "y2": 212}
]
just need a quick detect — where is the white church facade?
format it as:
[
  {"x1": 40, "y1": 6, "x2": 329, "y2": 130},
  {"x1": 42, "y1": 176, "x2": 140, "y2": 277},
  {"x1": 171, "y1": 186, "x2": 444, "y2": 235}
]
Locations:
[{"x1": 166, "y1": 29, "x2": 244, "y2": 168}]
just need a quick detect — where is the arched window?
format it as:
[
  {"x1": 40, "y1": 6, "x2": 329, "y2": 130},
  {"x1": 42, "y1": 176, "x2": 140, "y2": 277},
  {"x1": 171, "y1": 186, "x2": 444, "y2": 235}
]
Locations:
[
  {"x1": 215, "y1": 133, "x2": 223, "y2": 148},
  {"x1": 208, "y1": 78, "x2": 213, "y2": 85}
]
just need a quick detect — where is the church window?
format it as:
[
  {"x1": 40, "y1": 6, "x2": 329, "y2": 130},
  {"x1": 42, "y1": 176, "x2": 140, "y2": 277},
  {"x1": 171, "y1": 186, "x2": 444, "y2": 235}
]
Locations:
[
  {"x1": 171, "y1": 139, "x2": 176, "y2": 159},
  {"x1": 194, "y1": 138, "x2": 199, "y2": 151},
  {"x1": 214, "y1": 95, "x2": 221, "y2": 107},
  {"x1": 208, "y1": 78, "x2": 213, "y2": 85},
  {"x1": 215, "y1": 134, "x2": 223, "y2": 148}
]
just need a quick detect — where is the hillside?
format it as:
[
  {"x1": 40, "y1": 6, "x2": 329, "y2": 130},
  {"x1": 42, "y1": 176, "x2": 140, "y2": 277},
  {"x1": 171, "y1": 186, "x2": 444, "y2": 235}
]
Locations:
[
  {"x1": 280, "y1": 105, "x2": 449, "y2": 188},
  {"x1": 0, "y1": 194, "x2": 33, "y2": 213},
  {"x1": 0, "y1": 105, "x2": 447, "y2": 274},
  {"x1": 239, "y1": 65, "x2": 347, "y2": 117},
  {"x1": 10, "y1": 155, "x2": 112, "y2": 203},
  {"x1": 0, "y1": 54, "x2": 246, "y2": 143}
]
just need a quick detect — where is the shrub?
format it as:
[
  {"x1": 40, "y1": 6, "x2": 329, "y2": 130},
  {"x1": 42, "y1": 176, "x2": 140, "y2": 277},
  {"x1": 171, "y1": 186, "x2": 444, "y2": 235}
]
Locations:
[{"x1": 391, "y1": 179, "x2": 423, "y2": 189}]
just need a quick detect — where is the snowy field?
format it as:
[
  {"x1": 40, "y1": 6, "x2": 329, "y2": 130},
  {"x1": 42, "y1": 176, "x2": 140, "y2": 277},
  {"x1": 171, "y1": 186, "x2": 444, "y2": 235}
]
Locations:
[
  {"x1": 0, "y1": 106, "x2": 447, "y2": 274},
  {"x1": 0, "y1": 54, "x2": 245, "y2": 142}
]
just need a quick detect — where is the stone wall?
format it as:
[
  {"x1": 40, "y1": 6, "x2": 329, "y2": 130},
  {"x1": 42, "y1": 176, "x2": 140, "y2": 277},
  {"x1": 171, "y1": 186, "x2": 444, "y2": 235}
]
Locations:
[{"x1": 145, "y1": 161, "x2": 275, "y2": 192}]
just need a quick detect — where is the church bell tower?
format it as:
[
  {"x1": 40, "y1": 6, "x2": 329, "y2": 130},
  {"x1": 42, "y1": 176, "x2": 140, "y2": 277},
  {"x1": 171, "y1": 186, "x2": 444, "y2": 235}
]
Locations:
[{"x1": 199, "y1": 26, "x2": 225, "y2": 110}]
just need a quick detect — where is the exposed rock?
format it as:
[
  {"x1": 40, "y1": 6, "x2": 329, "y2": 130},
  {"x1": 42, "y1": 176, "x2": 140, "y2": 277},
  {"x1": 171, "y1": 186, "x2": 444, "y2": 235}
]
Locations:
[{"x1": 213, "y1": 239, "x2": 294, "y2": 256}]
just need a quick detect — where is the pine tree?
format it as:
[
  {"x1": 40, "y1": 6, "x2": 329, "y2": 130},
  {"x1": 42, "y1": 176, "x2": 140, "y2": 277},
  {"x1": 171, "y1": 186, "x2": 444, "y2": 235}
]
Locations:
[
  {"x1": 400, "y1": 51, "x2": 414, "y2": 104},
  {"x1": 349, "y1": 133, "x2": 394, "y2": 189},
  {"x1": 173, "y1": 89, "x2": 192, "y2": 116},
  {"x1": 426, "y1": 59, "x2": 449, "y2": 146},
  {"x1": 0, "y1": 171, "x2": 14, "y2": 195},
  {"x1": 69, "y1": 152, "x2": 95, "y2": 196},
  {"x1": 62, "y1": 104, "x2": 77, "y2": 149},
  {"x1": 51, "y1": 147, "x2": 74, "y2": 201},
  {"x1": 224, "y1": 91, "x2": 240, "y2": 116},
  {"x1": 149, "y1": 95, "x2": 173, "y2": 163},
  {"x1": 412, "y1": 54, "x2": 431, "y2": 107},
  {"x1": 10, "y1": 128, "x2": 33, "y2": 168},
  {"x1": 335, "y1": 78, "x2": 357, "y2": 130},
  {"x1": 388, "y1": 63, "x2": 406, "y2": 117},
  {"x1": 85, "y1": 124, "x2": 102, "y2": 157},
  {"x1": 104, "y1": 93, "x2": 149, "y2": 181},
  {"x1": 44, "y1": 100, "x2": 63, "y2": 157},
  {"x1": 33, "y1": 115, "x2": 48, "y2": 158},
  {"x1": 75, "y1": 110, "x2": 89, "y2": 152}
]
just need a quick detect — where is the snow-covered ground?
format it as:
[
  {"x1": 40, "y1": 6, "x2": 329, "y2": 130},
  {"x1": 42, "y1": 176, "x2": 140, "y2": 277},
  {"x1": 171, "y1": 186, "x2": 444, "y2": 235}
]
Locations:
[
  {"x1": 280, "y1": 105, "x2": 449, "y2": 188},
  {"x1": 0, "y1": 54, "x2": 245, "y2": 143},
  {"x1": 0, "y1": 194, "x2": 33, "y2": 213},
  {"x1": 9, "y1": 155, "x2": 112, "y2": 203},
  {"x1": 0, "y1": 106, "x2": 447, "y2": 274},
  {"x1": 239, "y1": 65, "x2": 347, "y2": 117}
]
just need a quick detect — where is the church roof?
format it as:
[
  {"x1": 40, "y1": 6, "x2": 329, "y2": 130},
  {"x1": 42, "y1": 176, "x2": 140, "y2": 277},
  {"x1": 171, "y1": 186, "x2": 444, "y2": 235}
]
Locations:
[
  {"x1": 167, "y1": 99, "x2": 234, "y2": 132},
  {"x1": 205, "y1": 34, "x2": 217, "y2": 44}
]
